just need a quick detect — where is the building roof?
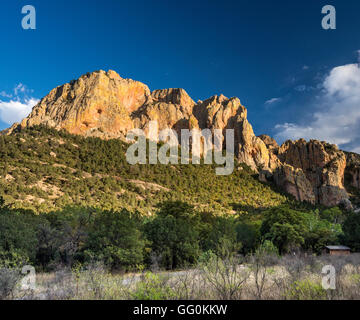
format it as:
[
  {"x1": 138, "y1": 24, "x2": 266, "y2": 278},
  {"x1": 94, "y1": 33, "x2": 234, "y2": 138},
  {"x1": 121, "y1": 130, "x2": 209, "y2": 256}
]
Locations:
[{"x1": 325, "y1": 245, "x2": 350, "y2": 250}]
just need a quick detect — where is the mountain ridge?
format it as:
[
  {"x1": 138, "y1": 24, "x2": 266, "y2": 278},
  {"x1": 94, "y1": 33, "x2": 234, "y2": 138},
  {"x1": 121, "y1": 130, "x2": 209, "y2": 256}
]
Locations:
[{"x1": 2, "y1": 69, "x2": 358, "y2": 209}]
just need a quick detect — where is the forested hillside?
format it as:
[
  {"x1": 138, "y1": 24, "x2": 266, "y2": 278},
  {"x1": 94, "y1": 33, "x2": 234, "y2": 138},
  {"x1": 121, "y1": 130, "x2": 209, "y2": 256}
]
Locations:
[
  {"x1": 0, "y1": 126, "x2": 356, "y2": 274},
  {"x1": 0, "y1": 126, "x2": 293, "y2": 214}
]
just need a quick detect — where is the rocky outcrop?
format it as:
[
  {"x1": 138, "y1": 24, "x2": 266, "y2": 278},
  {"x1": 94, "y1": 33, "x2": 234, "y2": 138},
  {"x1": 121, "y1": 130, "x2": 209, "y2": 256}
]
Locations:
[
  {"x1": 345, "y1": 152, "x2": 360, "y2": 189},
  {"x1": 7, "y1": 70, "x2": 271, "y2": 171},
  {"x1": 192, "y1": 95, "x2": 273, "y2": 170},
  {"x1": 270, "y1": 139, "x2": 351, "y2": 208},
  {"x1": 17, "y1": 70, "x2": 151, "y2": 139},
  {"x1": 4, "y1": 69, "x2": 358, "y2": 208},
  {"x1": 151, "y1": 88, "x2": 195, "y2": 116},
  {"x1": 258, "y1": 134, "x2": 279, "y2": 152},
  {"x1": 273, "y1": 163, "x2": 316, "y2": 204},
  {"x1": 258, "y1": 134, "x2": 281, "y2": 171}
]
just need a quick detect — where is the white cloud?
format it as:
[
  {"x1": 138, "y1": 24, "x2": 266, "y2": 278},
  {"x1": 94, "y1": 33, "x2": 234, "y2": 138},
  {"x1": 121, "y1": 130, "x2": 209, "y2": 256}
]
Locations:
[
  {"x1": 0, "y1": 83, "x2": 38, "y2": 125},
  {"x1": 14, "y1": 83, "x2": 27, "y2": 96},
  {"x1": 303, "y1": 65, "x2": 309, "y2": 70},
  {"x1": 0, "y1": 91, "x2": 12, "y2": 98},
  {"x1": 265, "y1": 97, "x2": 281, "y2": 105},
  {"x1": 352, "y1": 146, "x2": 360, "y2": 154},
  {"x1": 275, "y1": 62, "x2": 360, "y2": 151},
  {"x1": 0, "y1": 98, "x2": 39, "y2": 125}
]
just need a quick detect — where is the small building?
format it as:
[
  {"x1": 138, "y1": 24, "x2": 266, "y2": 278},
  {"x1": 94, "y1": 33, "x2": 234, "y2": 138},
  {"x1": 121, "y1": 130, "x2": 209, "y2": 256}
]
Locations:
[{"x1": 325, "y1": 245, "x2": 351, "y2": 256}]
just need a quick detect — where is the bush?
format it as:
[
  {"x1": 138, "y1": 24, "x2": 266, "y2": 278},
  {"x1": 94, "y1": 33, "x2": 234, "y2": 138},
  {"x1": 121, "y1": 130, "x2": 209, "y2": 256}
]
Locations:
[
  {"x1": 249, "y1": 241, "x2": 279, "y2": 299},
  {"x1": 198, "y1": 239, "x2": 249, "y2": 300},
  {"x1": 0, "y1": 249, "x2": 29, "y2": 268},
  {"x1": 0, "y1": 268, "x2": 21, "y2": 300},
  {"x1": 131, "y1": 272, "x2": 176, "y2": 300},
  {"x1": 286, "y1": 279, "x2": 327, "y2": 300}
]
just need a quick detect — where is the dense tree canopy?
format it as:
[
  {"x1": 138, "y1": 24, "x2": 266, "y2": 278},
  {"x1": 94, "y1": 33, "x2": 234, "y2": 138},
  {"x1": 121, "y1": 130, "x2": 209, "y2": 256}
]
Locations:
[
  {"x1": 0, "y1": 126, "x2": 354, "y2": 270},
  {"x1": 144, "y1": 201, "x2": 200, "y2": 269},
  {"x1": 84, "y1": 209, "x2": 145, "y2": 270},
  {"x1": 342, "y1": 213, "x2": 360, "y2": 251}
]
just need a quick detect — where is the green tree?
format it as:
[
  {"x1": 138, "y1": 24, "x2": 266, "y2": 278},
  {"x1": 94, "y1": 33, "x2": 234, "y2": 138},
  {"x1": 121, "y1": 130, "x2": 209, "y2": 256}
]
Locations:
[
  {"x1": 236, "y1": 221, "x2": 261, "y2": 255},
  {"x1": 342, "y1": 213, "x2": 360, "y2": 251},
  {"x1": 0, "y1": 210, "x2": 39, "y2": 264},
  {"x1": 199, "y1": 213, "x2": 239, "y2": 256},
  {"x1": 260, "y1": 206, "x2": 307, "y2": 253},
  {"x1": 303, "y1": 212, "x2": 341, "y2": 254},
  {"x1": 84, "y1": 209, "x2": 145, "y2": 271},
  {"x1": 320, "y1": 207, "x2": 343, "y2": 224},
  {"x1": 44, "y1": 206, "x2": 96, "y2": 267},
  {"x1": 145, "y1": 201, "x2": 200, "y2": 269}
]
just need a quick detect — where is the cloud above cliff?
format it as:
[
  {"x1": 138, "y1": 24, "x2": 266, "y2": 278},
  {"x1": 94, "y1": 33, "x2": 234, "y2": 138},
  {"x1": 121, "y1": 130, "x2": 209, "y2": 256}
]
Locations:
[
  {"x1": 265, "y1": 97, "x2": 282, "y2": 106},
  {"x1": 0, "y1": 84, "x2": 38, "y2": 125},
  {"x1": 0, "y1": 98, "x2": 38, "y2": 125},
  {"x1": 275, "y1": 61, "x2": 360, "y2": 152}
]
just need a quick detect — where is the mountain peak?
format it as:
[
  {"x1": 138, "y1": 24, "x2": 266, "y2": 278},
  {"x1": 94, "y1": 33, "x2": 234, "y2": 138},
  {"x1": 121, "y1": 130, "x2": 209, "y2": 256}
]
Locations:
[{"x1": 3, "y1": 70, "x2": 358, "y2": 208}]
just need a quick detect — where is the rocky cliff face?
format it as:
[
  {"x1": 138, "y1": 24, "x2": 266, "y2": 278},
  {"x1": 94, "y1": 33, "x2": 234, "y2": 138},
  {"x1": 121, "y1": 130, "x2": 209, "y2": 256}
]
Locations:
[
  {"x1": 273, "y1": 139, "x2": 350, "y2": 208},
  {"x1": 345, "y1": 152, "x2": 360, "y2": 189},
  {"x1": 192, "y1": 95, "x2": 274, "y2": 170},
  {"x1": 18, "y1": 70, "x2": 151, "y2": 139},
  {"x1": 8, "y1": 70, "x2": 271, "y2": 171},
  {"x1": 257, "y1": 134, "x2": 353, "y2": 208},
  {"x1": 5, "y1": 69, "x2": 359, "y2": 208}
]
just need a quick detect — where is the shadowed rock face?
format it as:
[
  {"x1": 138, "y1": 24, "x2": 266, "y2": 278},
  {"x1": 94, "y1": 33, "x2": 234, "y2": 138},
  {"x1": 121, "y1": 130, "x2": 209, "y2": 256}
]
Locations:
[
  {"x1": 4, "y1": 69, "x2": 359, "y2": 208},
  {"x1": 271, "y1": 139, "x2": 350, "y2": 207},
  {"x1": 258, "y1": 134, "x2": 279, "y2": 152},
  {"x1": 257, "y1": 136, "x2": 351, "y2": 207},
  {"x1": 273, "y1": 164, "x2": 316, "y2": 204},
  {"x1": 345, "y1": 152, "x2": 360, "y2": 189}
]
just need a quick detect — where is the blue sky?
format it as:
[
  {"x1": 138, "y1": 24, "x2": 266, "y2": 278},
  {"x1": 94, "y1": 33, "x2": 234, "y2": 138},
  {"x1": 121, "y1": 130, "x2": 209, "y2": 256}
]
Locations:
[{"x1": 1, "y1": 0, "x2": 360, "y2": 151}]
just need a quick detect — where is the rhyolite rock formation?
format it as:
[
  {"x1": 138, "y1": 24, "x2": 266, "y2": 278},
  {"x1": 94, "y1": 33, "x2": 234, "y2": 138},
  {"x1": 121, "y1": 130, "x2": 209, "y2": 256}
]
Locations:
[
  {"x1": 257, "y1": 136, "x2": 352, "y2": 208},
  {"x1": 345, "y1": 152, "x2": 360, "y2": 189},
  {"x1": 17, "y1": 70, "x2": 151, "y2": 139},
  {"x1": 273, "y1": 139, "x2": 351, "y2": 209},
  {"x1": 8, "y1": 70, "x2": 271, "y2": 172},
  {"x1": 5, "y1": 69, "x2": 359, "y2": 208}
]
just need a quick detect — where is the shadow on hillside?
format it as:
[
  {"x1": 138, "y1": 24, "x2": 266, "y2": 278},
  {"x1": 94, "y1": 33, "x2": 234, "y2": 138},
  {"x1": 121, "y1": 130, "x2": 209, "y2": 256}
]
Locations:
[{"x1": 229, "y1": 203, "x2": 266, "y2": 215}]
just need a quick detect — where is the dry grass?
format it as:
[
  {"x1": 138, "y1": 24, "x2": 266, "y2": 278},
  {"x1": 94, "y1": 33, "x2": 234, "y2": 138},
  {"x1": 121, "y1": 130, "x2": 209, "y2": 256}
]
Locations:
[{"x1": 3, "y1": 254, "x2": 360, "y2": 300}]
